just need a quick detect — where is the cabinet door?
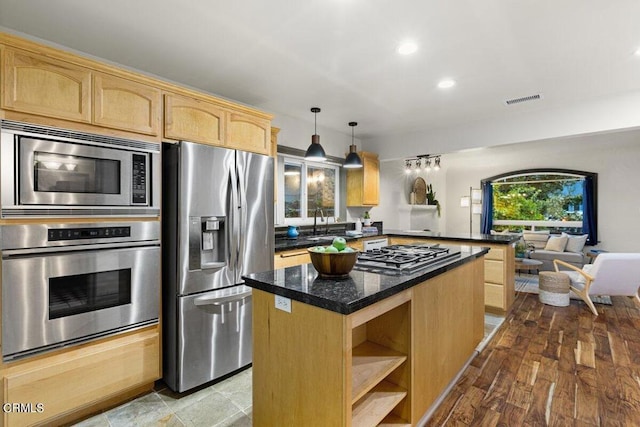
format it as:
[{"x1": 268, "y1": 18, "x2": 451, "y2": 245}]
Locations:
[
  {"x1": 346, "y1": 151, "x2": 379, "y2": 207},
  {"x1": 362, "y1": 152, "x2": 380, "y2": 205},
  {"x1": 164, "y1": 92, "x2": 225, "y2": 145},
  {"x1": 93, "y1": 73, "x2": 161, "y2": 136},
  {"x1": 226, "y1": 111, "x2": 271, "y2": 155},
  {"x1": 3, "y1": 328, "x2": 159, "y2": 426},
  {"x1": 2, "y1": 48, "x2": 92, "y2": 123}
]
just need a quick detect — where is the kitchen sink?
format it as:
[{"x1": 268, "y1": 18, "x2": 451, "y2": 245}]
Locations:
[{"x1": 305, "y1": 235, "x2": 339, "y2": 241}]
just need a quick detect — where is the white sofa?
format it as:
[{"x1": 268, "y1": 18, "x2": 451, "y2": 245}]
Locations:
[{"x1": 523, "y1": 230, "x2": 589, "y2": 271}]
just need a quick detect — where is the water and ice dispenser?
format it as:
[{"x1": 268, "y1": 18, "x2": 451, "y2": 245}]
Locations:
[{"x1": 189, "y1": 216, "x2": 226, "y2": 271}]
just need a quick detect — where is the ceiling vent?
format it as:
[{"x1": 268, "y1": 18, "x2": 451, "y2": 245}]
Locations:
[{"x1": 504, "y1": 93, "x2": 543, "y2": 106}]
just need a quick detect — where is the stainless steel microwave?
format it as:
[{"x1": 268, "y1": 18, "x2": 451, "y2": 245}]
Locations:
[{"x1": 0, "y1": 120, "x2": 160, "y2": 218}]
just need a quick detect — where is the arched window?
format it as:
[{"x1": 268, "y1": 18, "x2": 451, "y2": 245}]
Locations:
[{"x1": 481, "y1": 169, "x2": 597, "y2": 244}]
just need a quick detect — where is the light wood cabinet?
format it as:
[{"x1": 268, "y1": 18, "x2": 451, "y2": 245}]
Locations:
[
  {"x1": 1, "y1": 327, "x2": 159, "y2": 426},
  {"x1": 252, "y1": 257, "x2": 484, "y2": 426},
  {"x1": 226, "y1": 111, "x2": 271, "y2": 155},
  {"x1": 163, "y1": 92, "x2": 225, "y2": 145},
  {"x1": 2, "y1": 48, "x2": 92, "y2": 123},
  {"x1": 389, "y1": 236, "x2": 515, "y2": 313},
  {"x1": 274, "y1": 248, "x2": 311, "y2": 268},
  {"x1": 93, "y1": 73, "x2": 161, "y2": 136},
  {"x1": 347, "y1": 152, "x2": 380, "y2": 207}
]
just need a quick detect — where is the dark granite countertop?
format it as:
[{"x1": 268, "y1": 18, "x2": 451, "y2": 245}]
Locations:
[
  {"x1": 243, "y1": 245, "x2": 489, "y2": 315},
  {"x1": 384, "y1": 229, "x2": 520, "y2": 244},
  {"x1": 275, "y1": 234, "x2": 381, "y2": 251}
]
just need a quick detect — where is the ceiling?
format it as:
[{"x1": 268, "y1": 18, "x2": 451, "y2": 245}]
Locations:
[{"x1": 1, "y1": 0, "x2": 640, "y2": 142}]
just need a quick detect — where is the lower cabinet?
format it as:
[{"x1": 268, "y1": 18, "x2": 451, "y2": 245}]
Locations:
[
  {"x1": 1, "y1": 326, "x2": 160, "y2": 427},
  {"x1": 252, "y1": 257, "x2": 484, "y2": 426},
  {"x1": 389, "y1": 236, "x2": 515, "y2": 313},
  {"x1": 274, "y1": 248, "x2": 311, "y2": 268}
]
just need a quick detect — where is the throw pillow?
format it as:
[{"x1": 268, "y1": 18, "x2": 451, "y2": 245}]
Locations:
[
  {"x1": 544, "y1": 235, "x2": 568, "y2": 252},
  {"x1": 562, "y1": 233, "x2": 588, "y2": 253},
  {"x1": 523, "y1": 230, "x2": 550, "y2": 249}
]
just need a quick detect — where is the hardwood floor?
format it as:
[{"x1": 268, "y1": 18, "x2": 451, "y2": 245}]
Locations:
[{"x1": 427, "y1": 292, "x2": 640, "y2": 426}]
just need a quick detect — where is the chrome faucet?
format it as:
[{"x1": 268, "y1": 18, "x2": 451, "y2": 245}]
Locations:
[{"x1": 313, "y1": 208, "x2": 324, "y2": 235}]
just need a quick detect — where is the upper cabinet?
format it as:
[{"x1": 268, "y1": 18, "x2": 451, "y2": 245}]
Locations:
[
  {"x1": 1, "y1": 34, "x2": 273, "y2": 154},
  {"x1": 164, "y1": 92, "x2": 225, "y2": 145},
  {"x1": 2, "y1": 48, "x2": 92, "y2": 123},
  {"x1": 164, "y1": 92, "x2": 271, "y2": 156},
  {"x1": 226, "y1": 111, "x2": 271, "y2": 155},
  {"x1": 346, "y1": 151, "x2": 380, "y2": 206},
  {"x1": 2, "y1": 48, "x2": 161, "y2": 137},
  {"x1": 93, "y1": 73, "x2": 161, "y2": 136}
]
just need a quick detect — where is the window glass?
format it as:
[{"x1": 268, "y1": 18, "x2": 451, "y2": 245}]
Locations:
[
  {"x1": 284, "y1": 163, "x2": 302, "y2": 218},
  {"x1": 277, "y1": 156, "x2": 340, "y2": 224},
  {"x1": 492, "y1": 173, "x2": 584, "y2": 232}
]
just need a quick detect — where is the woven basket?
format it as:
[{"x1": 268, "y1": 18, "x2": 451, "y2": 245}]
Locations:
[{"x1": 539, "y1": 272, "x2": 570, "y2": 307}]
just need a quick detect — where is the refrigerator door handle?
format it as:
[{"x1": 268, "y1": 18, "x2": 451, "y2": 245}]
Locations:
[
  {"x1": 193, "y1": 290, "x2": 252, "y2": 306},
  {"x1": 228, "y1": 167, "x2": 239, "y2": 272}
]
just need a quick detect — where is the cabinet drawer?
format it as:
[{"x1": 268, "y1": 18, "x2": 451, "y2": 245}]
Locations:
[
  {"x1": 484, "y1": 260, "x2": 504, "y2": 284},
  {"x1": 485, "y1": 247, "x2": 504, "y2": 261},
  {"x1": 274, "y1": 251, "x2": 311, "y2": 268},
  {"x1": 3, "y1": 328, "x2": 159, "y2": 426},
  {"x1": 484, "y1": 283, "x2": 504, "y2": 309}
]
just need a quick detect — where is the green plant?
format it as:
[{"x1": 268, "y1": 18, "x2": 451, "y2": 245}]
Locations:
[{"x1": 426, "y1": 184, "x2": 441, "y2": 217}]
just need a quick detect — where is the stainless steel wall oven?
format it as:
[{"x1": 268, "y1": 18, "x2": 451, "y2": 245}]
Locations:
[
  {"x1": 1, "y1": 221, "x2": 160, "y2": 361},
  {"x1": 0, "y1": 120, "x2": 160, "y2": 218}
]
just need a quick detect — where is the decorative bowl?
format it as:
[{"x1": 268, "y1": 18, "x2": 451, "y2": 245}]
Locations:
[{"x1": 307, "y1": 248, "x2": 359, "y2": 279}]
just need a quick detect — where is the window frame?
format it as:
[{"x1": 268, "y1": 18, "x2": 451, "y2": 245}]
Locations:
[
  {"x1": 482, "y1": 168, "x2": 597, "y2": 234},
  {"x1": 276, "y1": 154, "x2": 341, "y2": 225}
]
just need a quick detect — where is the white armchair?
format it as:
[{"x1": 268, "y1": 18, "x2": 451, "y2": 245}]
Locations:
[{"x1": 553, "y1": 253, "x2": 640, "y2": 316}]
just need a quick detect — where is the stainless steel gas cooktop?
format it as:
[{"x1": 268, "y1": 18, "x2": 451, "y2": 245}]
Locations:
[{"x1": 354, "y1": 244, "x2": 461, "y2": 275}]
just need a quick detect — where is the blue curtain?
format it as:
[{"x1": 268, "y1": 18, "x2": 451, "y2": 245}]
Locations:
[
  {"x1": 481, "y1": 182, "x2": 493, "y2": 234},
  {"x1": 582, "y1": 176, "x2": 597, "y2": 245}
]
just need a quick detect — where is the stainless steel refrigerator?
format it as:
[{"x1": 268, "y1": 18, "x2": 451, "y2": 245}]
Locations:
[{"x1": 162, "y1": 140, "x2": 273, "y2": 392}]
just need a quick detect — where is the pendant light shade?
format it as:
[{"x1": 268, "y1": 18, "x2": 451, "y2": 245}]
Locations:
[
  {"x1": 305, "y1": 107, "x2": 326, "y2": 161},
  {"x1": 344, "y1": 122, "x2": 363, "y2": 168}
]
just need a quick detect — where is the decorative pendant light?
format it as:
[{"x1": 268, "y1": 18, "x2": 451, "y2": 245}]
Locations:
[
  {"x1": 343, "y1": 122, "x2": 363, "y2": 168},
  {"x1": 304, "y1": 107, "x2": 326, "y2": 161}
]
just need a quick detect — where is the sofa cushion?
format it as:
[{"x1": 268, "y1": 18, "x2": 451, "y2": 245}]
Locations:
[
  {"x1": 523, "y1": 230, "x2": 550, "y2": 249},
  {"x1": 529, "y1": 250, "x2": 585, "y2": 264},
  {"x1": 544, "y1": 235, "x2": 568, "y2": 252},
  {"x1": 562, "y1": 232, "x2": 588, "y2": 253}
]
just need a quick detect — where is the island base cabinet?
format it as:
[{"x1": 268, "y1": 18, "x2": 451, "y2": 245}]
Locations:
[
  {"x1": 1, "y1": 327, "x2": 159, "y2": 427},
  {"x1": 251, "y1": 256, "x2": 484, "y2": 426},
  {"x1": 252, "y1": 289, "x2": 348, "y2": 426}
]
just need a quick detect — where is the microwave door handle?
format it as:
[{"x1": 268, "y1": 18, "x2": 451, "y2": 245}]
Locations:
[{"x1": 193, "y1": 290, "x2": 252, "y2": 306}]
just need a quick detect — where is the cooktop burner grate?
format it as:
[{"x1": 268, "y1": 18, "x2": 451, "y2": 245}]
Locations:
[{"x1": 354, "y1": 244, "x2": 461, "y2": 275}]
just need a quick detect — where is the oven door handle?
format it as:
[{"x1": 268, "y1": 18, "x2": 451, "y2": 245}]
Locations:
[
  {"x1": 1, "y1": 240, "x2": 160, "y2": 257},
  {"x1": 193, "y1": 290, "x2": 252, "y2": 306}
]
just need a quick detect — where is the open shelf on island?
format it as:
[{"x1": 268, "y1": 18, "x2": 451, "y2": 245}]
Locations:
[
  {"x1": 378, "y1": 413, "x2": 412, "y2": 426},
  {"x1": 352, "y1": 380, "x2": 408, "y2": 427},
  {"x1": 352, "y1": 341, "x2": 407, "y2": 404}
]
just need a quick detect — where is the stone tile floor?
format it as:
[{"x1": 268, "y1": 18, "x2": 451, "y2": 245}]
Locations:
[{"x1": 74, "y1": 314, "x2": 504, "y2": 427}]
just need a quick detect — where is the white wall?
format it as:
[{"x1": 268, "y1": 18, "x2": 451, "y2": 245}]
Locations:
[
  {"x1": 441, "y1": 129, "x2": 640, "y2": 251},
  {"x1": 374, "y1": 159, "x2": 448, "y2": 232}
]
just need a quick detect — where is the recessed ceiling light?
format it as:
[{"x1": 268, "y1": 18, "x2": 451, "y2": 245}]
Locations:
[
  {"x1": 635, "y1": 47, "x2": 640, "y2": 56},
  {"x1": 397, "y1": 41, "x2": 418, "y2": 55},
  {"x1": 437, "y1": 79, "x2": 456, "y2": 89}
]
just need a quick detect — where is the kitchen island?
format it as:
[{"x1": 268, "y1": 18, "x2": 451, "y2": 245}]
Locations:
[
  {"x1": 385, "y1": 230, "x2": 519, "y2": 313},
  {"x1": 243, "y1": 245, "x2": 488, "y2": 426}
]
